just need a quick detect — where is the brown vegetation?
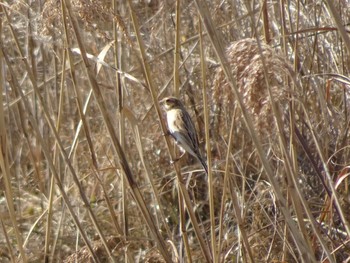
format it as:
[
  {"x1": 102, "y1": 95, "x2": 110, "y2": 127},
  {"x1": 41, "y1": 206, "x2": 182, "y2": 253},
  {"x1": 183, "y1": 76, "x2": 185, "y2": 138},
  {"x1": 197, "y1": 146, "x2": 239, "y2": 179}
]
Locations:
[{"x1": 1, "y1": 0, "x2": 350, "y2": 262}]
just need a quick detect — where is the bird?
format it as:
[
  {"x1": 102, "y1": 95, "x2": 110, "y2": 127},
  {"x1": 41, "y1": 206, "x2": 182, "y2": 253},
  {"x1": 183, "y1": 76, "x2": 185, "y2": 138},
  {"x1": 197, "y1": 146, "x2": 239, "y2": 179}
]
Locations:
[{"x1": 160, "y1": 96, "x2": 208, "y2": 174}]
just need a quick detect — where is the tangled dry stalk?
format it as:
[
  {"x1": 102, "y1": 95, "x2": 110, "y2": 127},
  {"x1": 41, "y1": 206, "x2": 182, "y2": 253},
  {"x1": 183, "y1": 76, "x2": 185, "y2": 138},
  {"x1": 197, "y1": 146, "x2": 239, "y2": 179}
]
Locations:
[{"x1": 1, "y1": 0, "x2": 350, "y2": 262}]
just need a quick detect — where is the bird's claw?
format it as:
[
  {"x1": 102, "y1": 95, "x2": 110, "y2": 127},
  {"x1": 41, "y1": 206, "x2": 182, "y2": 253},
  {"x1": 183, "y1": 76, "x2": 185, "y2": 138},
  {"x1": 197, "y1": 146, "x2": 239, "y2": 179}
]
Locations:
[
  {"x1": 170, "y1": 152, "x2": 185, "y2": 164},
  {"x1": 162, "y1": 130, "x2": 171, "y2": 137},
  {"x1": 170, "y1": 157, "x2": 179, "y2": 164}
]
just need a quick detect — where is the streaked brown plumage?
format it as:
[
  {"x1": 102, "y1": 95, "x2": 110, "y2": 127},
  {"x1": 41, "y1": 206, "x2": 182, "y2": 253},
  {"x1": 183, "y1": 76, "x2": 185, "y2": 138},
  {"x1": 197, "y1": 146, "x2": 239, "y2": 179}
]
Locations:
[{"x1": 160, "y1": 96, "x2": 208, "y2": 174}]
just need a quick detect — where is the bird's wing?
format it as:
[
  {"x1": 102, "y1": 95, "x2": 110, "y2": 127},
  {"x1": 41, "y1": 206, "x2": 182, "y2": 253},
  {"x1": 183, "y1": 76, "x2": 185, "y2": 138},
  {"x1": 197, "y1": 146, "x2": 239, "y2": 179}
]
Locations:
[{"x1": 180, "y1": 110, "x2": 200, "y2": 149}]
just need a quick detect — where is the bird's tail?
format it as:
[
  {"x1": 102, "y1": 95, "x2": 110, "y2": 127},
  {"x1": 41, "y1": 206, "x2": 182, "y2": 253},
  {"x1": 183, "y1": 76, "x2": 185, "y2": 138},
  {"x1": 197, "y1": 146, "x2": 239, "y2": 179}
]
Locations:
[{"x1": 198, "y1": 155, "x2": 208, "y2": 174}]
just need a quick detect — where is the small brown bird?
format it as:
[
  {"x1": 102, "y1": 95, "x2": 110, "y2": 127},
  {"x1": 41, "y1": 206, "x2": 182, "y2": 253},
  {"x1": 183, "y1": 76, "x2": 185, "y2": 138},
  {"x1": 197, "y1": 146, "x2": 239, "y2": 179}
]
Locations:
[{"x1": 160, "y1": 96, "x2": 208, "y2": 174}]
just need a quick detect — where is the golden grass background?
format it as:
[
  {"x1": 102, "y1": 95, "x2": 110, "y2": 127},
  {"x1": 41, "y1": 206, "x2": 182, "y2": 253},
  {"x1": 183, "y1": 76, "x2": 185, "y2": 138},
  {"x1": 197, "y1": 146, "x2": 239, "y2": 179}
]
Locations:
[{"x1": 1, "y1": 0, "x2": 350, "y2": 262}]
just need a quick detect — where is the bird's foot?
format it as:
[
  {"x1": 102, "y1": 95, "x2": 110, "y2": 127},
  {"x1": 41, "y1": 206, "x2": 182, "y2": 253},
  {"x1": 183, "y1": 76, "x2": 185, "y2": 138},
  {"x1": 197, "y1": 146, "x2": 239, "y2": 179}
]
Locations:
[
  {"x1": 170, "y1": 152, "x2": 185, "y2": 164},
  {"x1": 162, "y1": 130, "x2": 171, "y2": 137}
]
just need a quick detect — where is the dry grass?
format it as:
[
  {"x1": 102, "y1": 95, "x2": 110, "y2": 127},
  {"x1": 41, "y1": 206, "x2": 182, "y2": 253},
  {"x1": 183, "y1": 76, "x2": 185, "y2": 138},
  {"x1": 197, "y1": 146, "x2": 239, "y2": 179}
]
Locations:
[{"x1": 1, "y1": 0, "x2": 350, "y2": 262}]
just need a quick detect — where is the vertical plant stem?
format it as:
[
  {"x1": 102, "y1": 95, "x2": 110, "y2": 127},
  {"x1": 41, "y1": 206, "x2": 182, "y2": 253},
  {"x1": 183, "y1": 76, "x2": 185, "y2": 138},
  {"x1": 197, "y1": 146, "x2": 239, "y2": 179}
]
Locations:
[
  {"x1": 127, "y1": 0, "x2": 212, "y2": 261},
  {"x1": 0, "y1": 8, "x2": 27, "y2": 263},
  {"x1": 178, "y1": 185, "x2": 192, "y2": 262},
  {"x1": 198, "y1": 16, "x2": 216, "y2": 262},
  {"x1": 174, "y1": 0, "x2": 181, "y2": 98},
  {"x1": 217, "y1": 108, "x2": 236, "y2": 263},
  {"x1": 113, "y1": 2, "x2": 129, "y2": 263}
]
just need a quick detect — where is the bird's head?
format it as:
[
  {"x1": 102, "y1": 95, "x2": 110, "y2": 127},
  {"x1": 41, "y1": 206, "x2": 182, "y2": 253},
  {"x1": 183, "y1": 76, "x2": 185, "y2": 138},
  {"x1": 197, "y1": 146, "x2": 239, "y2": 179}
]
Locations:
[{"x1": 160, "y1": 96, "x2": 183, "y2": 111}]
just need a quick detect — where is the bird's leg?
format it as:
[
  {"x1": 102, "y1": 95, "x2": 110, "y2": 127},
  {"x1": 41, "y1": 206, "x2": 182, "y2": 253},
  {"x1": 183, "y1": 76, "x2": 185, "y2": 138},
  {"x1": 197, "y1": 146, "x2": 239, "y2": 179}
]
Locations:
[
  {"x1": 170, "y1": 152, "x2": 186, "y2": 164},
  {"x1": 162, "y1": 130, "x2": 171, "y2": 137}
]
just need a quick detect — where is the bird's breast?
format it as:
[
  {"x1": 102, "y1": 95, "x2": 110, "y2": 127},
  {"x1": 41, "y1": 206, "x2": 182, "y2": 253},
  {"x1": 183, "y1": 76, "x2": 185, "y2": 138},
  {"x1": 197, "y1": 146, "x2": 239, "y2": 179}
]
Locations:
[{"x1": 166, "y1": 110, "x2": 179, "y2": 133}]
